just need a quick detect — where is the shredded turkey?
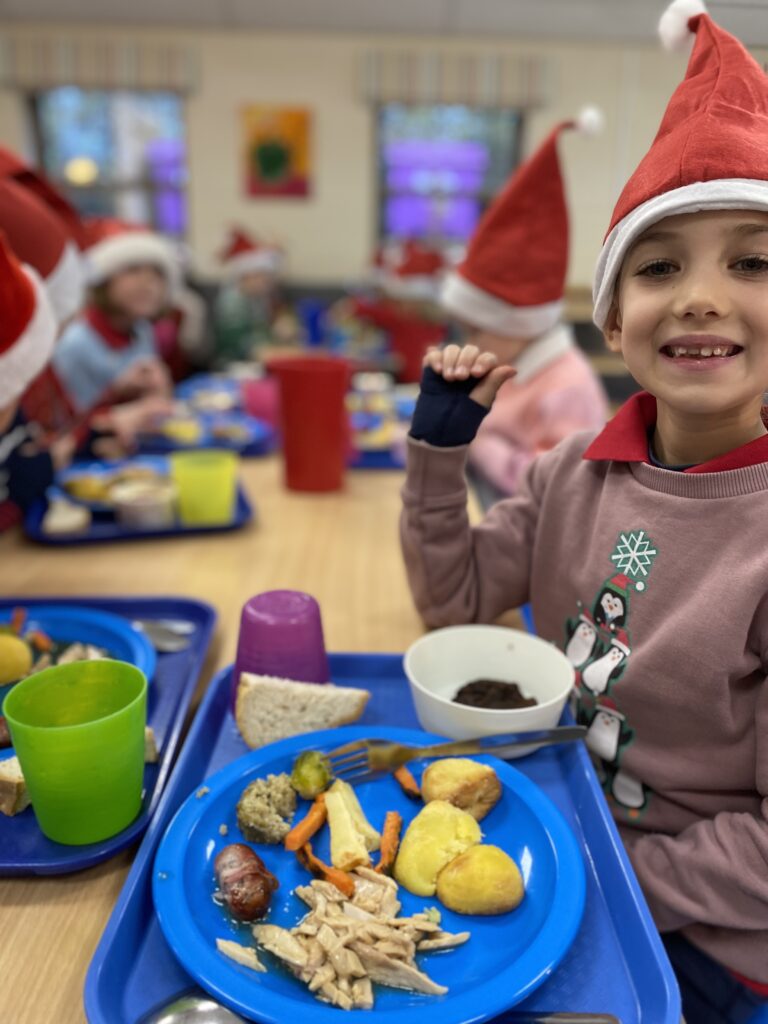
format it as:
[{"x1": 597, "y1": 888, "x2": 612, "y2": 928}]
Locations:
[{"x1": 251, "y1": 869, "x2": 469, "y2": 1009}]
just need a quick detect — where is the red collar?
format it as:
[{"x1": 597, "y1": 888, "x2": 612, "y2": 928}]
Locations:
[
  {"x1": 85, "y1": 305, "x2": 134, "y2": 351},
  {"x1": 583, "y1": 391, "x2": 768, "y2": 473}
]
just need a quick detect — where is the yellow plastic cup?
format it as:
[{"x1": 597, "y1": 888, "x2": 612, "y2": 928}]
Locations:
[
  {"x1": 2, "y1": 660, "x2": 147, "y2": 845},
  {"x1": 169, "y1": 449, "x2": 239, "y2": 526}
]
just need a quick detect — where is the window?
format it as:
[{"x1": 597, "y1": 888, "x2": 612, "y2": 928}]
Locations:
[
  {"x1": 378, "y1": 103, "x2": 522, "y2": 245},
  {"x1": 31, "y1": 87, "x2": 187, "y2": 236}
]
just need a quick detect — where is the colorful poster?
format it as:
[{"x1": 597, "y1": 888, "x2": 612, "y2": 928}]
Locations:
[{"x1": 242, "y1": 106, "x2": 312, "y2": 198}]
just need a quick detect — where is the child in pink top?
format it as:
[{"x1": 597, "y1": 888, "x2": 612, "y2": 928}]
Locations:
[
  {"x1": 402, "y1": 3, "x2": 768, "y2": 1019},
  {"x1": 440, "y1": 110, "x2": 608, "y2": 497}
]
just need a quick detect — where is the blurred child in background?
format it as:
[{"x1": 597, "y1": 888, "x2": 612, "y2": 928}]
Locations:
[
  {"x1": 53, "y1": 221, "x2": 175, "y2": 414},
  {"x1": 213, "y1": 228, "x2": 297, "y2": 365},
  {"x1": 335, "y1": 240, "x2": 449, "y2": 383},
  {"x1": 0, "y1": 232, "x2": 68, "y2": 532},
  {"x1": 440, "y1": 108, "x2": 608, "y2": 502}
]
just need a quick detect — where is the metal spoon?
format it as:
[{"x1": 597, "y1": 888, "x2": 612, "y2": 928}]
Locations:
[
  {"x1": 131, "y1": 620, "x2": 193, "y2": 653},
  {"x1": 136, "y1": 991, "x2": 619, "y2": 1024}
]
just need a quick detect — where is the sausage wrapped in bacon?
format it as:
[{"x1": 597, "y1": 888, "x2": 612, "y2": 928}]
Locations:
[{"x1": 214, "y1": 843, "x2": 279, "y2": 921}]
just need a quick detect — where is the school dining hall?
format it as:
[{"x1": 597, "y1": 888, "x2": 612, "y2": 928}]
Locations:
[{"x1": 1, "y1": 1, "x2": 768, "y2": 1022}]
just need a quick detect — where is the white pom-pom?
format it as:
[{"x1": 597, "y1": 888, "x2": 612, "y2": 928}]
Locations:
[
  {"x1": 658, "y1": 0, "x2": 706, "y2": 51},
  {"x1": 575, "y1": 106, "x2": 604, "y2": 136}
]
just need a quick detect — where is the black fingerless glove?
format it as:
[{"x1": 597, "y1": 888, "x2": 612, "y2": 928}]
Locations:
[{"x1": 409, "y1": 366, "x2": 490, "y2": 448}]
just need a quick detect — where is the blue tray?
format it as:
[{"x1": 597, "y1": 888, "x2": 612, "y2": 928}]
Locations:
[
  {"x1": 139, "y1": 414, "x2": 276, "y2": 459},
  {"x1": 23, "y1": 487, "x2": 254, "y2": 546},
  {"x1": 0, "y1": 596, "x2": 216, "y2": 876},
  {"x1": 176, "y1": 374, "x2": 243, "y2": 409},
  {"x1": 85, "y1": 655, "x2": 680, "y2": 1024}
]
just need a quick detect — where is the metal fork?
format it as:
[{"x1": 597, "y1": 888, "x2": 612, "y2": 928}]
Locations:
[{"x1": 325, "y1": 726, "x2": 586, "y2": 782}]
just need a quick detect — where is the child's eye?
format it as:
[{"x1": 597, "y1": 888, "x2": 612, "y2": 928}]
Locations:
[
  {"x1": 732, "y1": 255, "x2": 768, "y2": 273},
  {"x1": 635, "y1": 259, "x2": 677, "y2": 277}
]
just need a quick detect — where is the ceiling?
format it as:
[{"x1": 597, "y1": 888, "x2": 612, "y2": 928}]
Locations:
[{"x1": 0, "y1": 0, "x2": 766, "y2": 45}]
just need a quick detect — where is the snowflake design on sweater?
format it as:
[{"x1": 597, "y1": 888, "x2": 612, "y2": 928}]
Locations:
[{"x1": 609, "y1": 531, "x2": 657, "y2": 590}]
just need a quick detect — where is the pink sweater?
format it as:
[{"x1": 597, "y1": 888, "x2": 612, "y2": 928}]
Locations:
[
  {"x1": 469, "y1": 325, "x2": 609, "y2": 495},
  {"x1": 401, "y1": 421, "x2": 768, "y2": 982}
]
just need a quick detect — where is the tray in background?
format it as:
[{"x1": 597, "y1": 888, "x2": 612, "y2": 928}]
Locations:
[
  {"x1": 0, "y1": 596, "x2": 216, "y2": 875},
  {"x1": 85, "y1": 654, "x2": 680, "y2": 1024}
]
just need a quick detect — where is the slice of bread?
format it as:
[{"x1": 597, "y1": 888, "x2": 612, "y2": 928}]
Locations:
[
  {"x1": 235, "y1": 673, "x2": 370, "y2": 749},
  {"x1": 0, "y1": 756, "x2": 30, "y2": 816},
  {"x1": 41, "y1": 500, "x2": 91, "y2": 536}
]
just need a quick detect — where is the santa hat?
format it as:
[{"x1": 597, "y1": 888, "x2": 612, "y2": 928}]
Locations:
[
  {"x1": 604, "y1": 571, "x2": 647, "y2": 599},
  {"x1": 441, "y1": 106, "x2": 603, "y2": 337},
  {"x1": 596, "y1": 696, "x2": 626, "y2": 720},
  {"x1": 384, "y1": 240, "x2": 446, "y2": 300},
  {"x1": 84, "y1": 218, "x2": 177, "y2": 286},
  {"x1": 610, "y1": 629, "x2": 631, "y2": 658},
  {"x1": 593, "y1": 0, "x2": 768, "y2": 328},
  {"x1": 219, "y1": 228, "x2": 283, "y2": 277},
  {"x1": 0, "y1": 231, "x2": 57, "y2": 407},
  {"x1": 0, "y1": 179, "x2": 84, "y2": 326},
  {"x1": 0, "y1": 146, "x2": 89, "y2": 250}
]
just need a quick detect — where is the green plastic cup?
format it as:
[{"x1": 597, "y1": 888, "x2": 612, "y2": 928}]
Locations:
[
  {"x1": 170, "y1": 449, "x2": 239, "y2": 526},
  {"x1": 2, "y1": 660, "x2": 147, "y2": 845}
]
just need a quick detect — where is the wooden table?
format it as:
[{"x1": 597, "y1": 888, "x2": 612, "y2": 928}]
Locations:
[{"x1": 0, "y1": 457, "x2": 431, "y2": 1024}]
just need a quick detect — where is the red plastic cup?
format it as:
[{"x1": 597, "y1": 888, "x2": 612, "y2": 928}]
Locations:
[
  {"x1": 268, "y1": 356, "x2": 350, "y2": 492},
  {"x1": 231, "y1": 590, "x2": 330, "y2": 708}
]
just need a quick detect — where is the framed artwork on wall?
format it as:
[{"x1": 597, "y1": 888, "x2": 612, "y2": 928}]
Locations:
[{"x1": 242, "y1": 105, "x2": 312, "y2": 198}]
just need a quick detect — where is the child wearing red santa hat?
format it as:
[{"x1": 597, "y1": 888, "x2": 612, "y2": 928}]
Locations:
[
  {"x1": 213, "y1": 228, "x2": 296, "y2": 365},
  {"x1": 53, "y1": 219, "x2": 175, "y2": 414},
  {"x1": 401, "y1": 2, "x2": 768, "y2": 1019},
  {"x1": 341, "y1": 240, "x2": 449, "y2": 383},
  {"x1": 439, "y1": 108, "x2": 609, "y2": 500},
  {"x1": 0, "y1": 232, "x2": 66, "y2": 532}
]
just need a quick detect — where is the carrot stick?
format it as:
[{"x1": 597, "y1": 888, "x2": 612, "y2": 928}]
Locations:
[
  {"x1": 374, "y1": 811, "x2": 402, "y2": 875},
  {"x1": 393, "y1": 764, "x2": 421, "y2": 800},
  {"x1": 27, "y1": 629, "x2": 53, "y2": 652},
  {"x1": 284, "y1": 794, "x2": 327, "y2": 851},
  {"x1": 296, "y1": 842, "x2": 355, "y2": 898}
]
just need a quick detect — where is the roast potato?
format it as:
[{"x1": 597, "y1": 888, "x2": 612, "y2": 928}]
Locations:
[
  {"x1": 394, "y1": 800, "x2": 481, "y2": 896},
  {"x1": 436, "y1": 844, "x2": 524, "y2": 915},
  {"x1": 421, "y1": 758, "x2": 502, "y2": 821}
]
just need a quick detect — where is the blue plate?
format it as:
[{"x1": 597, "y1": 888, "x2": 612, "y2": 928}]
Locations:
[
  {"x1": 51, "y1": 457, "x2": 169, "y2": 512},
  {"x1": 153, "y1": 725, "x2": 586, "y2": 1024},
  {"x1": 0, "y1": 605, "x2": 156, "y2": 691}
]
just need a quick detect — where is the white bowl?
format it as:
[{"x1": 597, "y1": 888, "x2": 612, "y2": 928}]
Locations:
[{"x1": 404, "y1": 625, "x2": 575, "y2": 753}]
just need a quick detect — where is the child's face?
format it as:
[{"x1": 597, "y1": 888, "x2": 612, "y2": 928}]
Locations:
[
  {"x1": 604, "y1": 210, "x2": 768, "y2": 417},
  {"x1": 239, "y1": 271, "x2": 274, "y2": 298},
  {"x1": 107, "y1": 265, "x2": 168, "y2": 320}
]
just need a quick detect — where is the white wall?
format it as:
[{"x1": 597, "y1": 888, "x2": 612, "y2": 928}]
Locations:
[{"x1": 0, "y1": 22, "x2": 760, "y2": 288}]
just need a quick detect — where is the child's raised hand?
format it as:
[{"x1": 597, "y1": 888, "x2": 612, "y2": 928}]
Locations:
[{"x1": 424, "y1": 344, "x2": 517, "y2": 409}]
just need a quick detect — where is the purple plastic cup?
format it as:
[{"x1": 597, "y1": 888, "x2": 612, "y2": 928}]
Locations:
[{"x1": 231, "y1": 590, "x2": 330, "y2": 708}]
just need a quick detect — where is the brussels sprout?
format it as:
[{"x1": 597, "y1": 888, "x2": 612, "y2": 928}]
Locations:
[{"x1": 291, "y1": 750, "x2": 333, "y2": 800}]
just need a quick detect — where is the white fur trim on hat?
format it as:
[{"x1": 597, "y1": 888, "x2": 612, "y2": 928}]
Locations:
[
  {"x1": 592, "y1": 178, "x2": 768, "y2": 328},
  {"x1": 383, "y1": 272, "x2": 442, "y2": 302},
  {"x1": 659, "y1": 0, "x2": 707, "y2": 52},
  {"x1": 440, "y1": 270, "x2": 563, "y2": 338},
  {"x1": 0, "y1": 267, "x2": 57, "y2": 406},
  {"x1": 225, "y1": 248, "x2": 282, "y2": 278},
  {"x1": 45, "y1": 239, "x2": 84, "y2": 325},
  {"x1": 86, "y1": 231, "x2": 177, "y2": 286}
]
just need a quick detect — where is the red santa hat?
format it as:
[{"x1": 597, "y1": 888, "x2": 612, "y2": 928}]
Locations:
[
  {"x1": 0, "y1": 231, "x2": 57, "y2": 407},
  {"x1": 219, "y1": 228, "x2": 283, "y2": 277},
  {"x1": 441, "y1": 106, "x2": 603, "y2": 337},
  {"x1": 596, "y1": 696, "x2": 626, "y2": 720},
  {"x1": 0, "y1": 146, "x2": 89, "y2": 250},
  {"x1": 610, "y1": 629, "x2": 631, "y2": 658},
  {"x1": 384, "y1": 240, "x2": 446, "y2": 300},
  {"x1": 593, "y1": 0, "x2": 768, "y2": 327},
  {"x1": 0, "y1": 179, "x2": 84, "y2": 327},
  {"x1": 84, "y1": 217, "x2": 177, "y2": 287}
]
